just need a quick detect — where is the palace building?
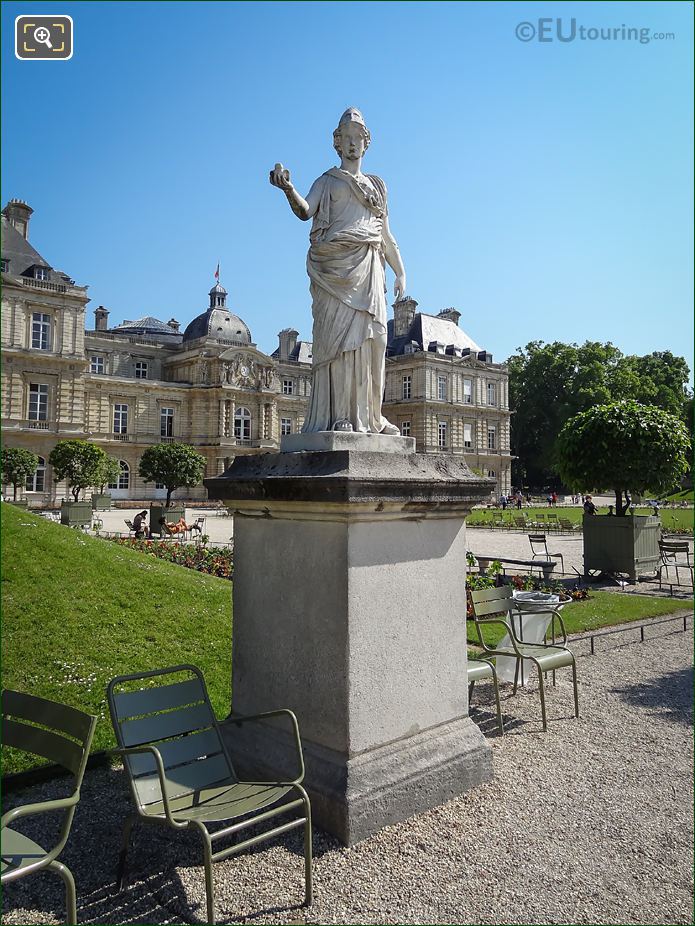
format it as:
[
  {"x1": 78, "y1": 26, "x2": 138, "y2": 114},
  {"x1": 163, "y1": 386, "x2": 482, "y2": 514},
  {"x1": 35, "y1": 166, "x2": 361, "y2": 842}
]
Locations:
[{"x1": 1, "y1": 199, "x2": 511, "y2": 503}]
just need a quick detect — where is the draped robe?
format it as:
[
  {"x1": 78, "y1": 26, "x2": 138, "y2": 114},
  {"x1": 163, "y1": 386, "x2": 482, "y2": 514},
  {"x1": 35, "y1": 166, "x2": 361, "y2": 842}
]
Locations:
[{"x1": 302, "y1": 168, "x2": 398, "y2": 434}]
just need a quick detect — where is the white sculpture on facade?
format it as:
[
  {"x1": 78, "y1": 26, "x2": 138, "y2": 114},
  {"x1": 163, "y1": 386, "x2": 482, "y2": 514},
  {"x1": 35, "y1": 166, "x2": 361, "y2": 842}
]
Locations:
[{"x1": 270, "y1": 108, "x2": 407, "y2": 434}]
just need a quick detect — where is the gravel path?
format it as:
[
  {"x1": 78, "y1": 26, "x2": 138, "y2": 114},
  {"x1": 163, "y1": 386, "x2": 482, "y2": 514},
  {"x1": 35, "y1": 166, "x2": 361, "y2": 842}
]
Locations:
[{"x1": 3, "y1": 621, "x2": 693, "y2": 926}]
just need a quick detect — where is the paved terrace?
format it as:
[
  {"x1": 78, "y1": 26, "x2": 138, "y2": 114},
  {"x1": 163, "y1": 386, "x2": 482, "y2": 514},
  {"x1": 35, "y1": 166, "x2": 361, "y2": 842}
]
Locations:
[{"x1": 2, "y1": 618, "x2": 693, "y2": 925}]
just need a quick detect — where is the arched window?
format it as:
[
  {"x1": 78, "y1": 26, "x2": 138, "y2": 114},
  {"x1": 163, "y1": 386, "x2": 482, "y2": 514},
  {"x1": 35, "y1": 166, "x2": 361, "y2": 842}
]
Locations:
[
  {"x1": 25, "y1": 455, "x2": 45, "y2": 492},
  {"x1": 234, "y1": 407, "x2": 251, "y2": 442},
  {"x1": 487, "y1": 469, "x2": 496, "y2": 479},
  {"x1": 109, "y1": 461, "x2": 130, "y2": 490}
]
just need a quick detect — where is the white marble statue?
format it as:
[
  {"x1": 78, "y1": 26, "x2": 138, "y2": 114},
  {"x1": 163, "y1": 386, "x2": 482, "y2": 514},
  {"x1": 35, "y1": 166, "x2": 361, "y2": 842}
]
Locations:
[{"x1": 270, "y1": 108, "x2": 406, "y2": 434}]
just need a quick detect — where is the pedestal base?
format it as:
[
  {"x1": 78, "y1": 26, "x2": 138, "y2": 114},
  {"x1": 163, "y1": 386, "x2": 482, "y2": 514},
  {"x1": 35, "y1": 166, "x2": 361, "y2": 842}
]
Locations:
[{"x1": 222, "y1": 715, "x2": 491, "y2": 846}]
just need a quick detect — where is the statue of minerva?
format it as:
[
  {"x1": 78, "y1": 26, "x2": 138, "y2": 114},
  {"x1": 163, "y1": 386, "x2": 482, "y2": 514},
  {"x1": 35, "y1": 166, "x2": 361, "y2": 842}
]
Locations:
[{"x1": 269, "y1": 108, "x2": 407, "y2": 435}]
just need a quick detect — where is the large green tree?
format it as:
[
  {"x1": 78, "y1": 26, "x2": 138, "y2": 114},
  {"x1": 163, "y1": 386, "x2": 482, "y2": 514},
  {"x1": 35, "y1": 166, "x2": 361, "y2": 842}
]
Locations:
[
  {"x1": 2, "y1": 447, "x2": 39, "y2": 501},
  {"x1": 138, "y1": 442, "x2": 206, "y2": 507},
  {"x1": 48, "y1": 440, "x2": 107, "y2": 502},
  {"x1": 556, "y1": 401, "x2": 691, "y2": 516},
  {"x1": 508, "y1": 341, "x2": 692, "y2": 488}
]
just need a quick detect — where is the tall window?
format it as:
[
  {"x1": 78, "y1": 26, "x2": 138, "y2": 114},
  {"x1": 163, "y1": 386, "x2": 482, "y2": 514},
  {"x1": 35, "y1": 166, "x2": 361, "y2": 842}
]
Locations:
[
  {"x1": 487, "y1": 469, "x2": 496, "y2": 479},
  {"x1": 437, "y1": 375, "x2": 447, "y2": 401},
  {"x1": 282, "y1": 379, "x2": 295, "y2": 395},
  {"x1": 487, "y1": 425, "x2": 496, "y2": 450},
  {"x1": 401, "y1": 420, "x2": 411, "y2": 437},
  {"x1": 463, "y1": 378, "x2": 472, "y2": 404},
  {"x1": 28, "y1": 383, "x2": 48, "y2": 421},
  {"x1": 234, "y1": 407, "x2": 251, "y2": 441},
  {"x1": 26, "y1": 455, "x2": 45, "y2": 492},
  {"x1": 402, "y1": 375, "x2": 412, "y2": 400},
  {"x1": 281, "y1": 417, "x2": 292, "y2": 435},
  {"x1": 160, "y1": 407, "x2": 174, "y2": 437},
  {"x1": 114, "y1": 404, "x2": 128, "y2": 434},
  {"x1": 109, "y1": 461, "x2": 130, "y2": 490},
  {"x1": 487, "y1": 382, "x2": 496, "y2": 406},
  {"x1": 90, "y1": 356, "x2": 105, "y2": 374},
  {"x1": 31, "y1": 313, "x2": 51, "y2": 350},
  {"x1": 464, "y1": 423, "x2": 473, "y2": 449},
  {"x1": 135, "y1": 361, "x2": 149, "y2": 380},
  {"x1": 438, "y1": 421, "x2": 447, "y2": 449}
]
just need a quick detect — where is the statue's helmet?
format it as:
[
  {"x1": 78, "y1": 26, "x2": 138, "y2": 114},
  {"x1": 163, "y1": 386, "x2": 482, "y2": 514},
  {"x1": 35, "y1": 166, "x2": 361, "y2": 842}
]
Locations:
[{"x1": 333, "y1": 107, "x2": 371, "y2": 152}]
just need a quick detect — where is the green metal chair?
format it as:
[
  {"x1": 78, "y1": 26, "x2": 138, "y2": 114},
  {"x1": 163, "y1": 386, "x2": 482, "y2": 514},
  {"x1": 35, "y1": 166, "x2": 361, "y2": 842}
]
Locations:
[
  {"x1": 107, "y1": 664, "x2": 312, "y2": 925},
  {"x1": 528, "y1": 533, "x2": 565, "y2": 576},
  {"x1": 469, "y1": 587, "x2": 579, "y2": 732},
  {"x1": 467, "y1": 658, "x2": 503, "y2": 734},
  {"x1": 1, "y1": 690, "x2": 97, "y2": 924}
]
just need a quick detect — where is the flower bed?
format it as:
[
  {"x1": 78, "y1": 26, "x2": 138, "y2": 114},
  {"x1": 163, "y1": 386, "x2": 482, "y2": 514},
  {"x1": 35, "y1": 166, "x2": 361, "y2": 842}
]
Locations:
[
  {"x1": 112, "y1": 537, "x2": 233, "y2": 579},
  {"x1": 465, "y1": 571, "x2": 589, "y2": 618}
]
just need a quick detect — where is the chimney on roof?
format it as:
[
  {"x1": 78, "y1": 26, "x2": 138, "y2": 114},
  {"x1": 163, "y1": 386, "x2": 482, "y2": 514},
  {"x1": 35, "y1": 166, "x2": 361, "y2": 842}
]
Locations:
[
  {"x1": 167, "y1": 318, "x2": 180, "y2": 332},
  {"x1": 393, "y1": 296, "x2": 418, "y2": 338},
  {"x1": 2, "y1": 199, "x2": 33, "y2": 240},
  {"x1": 94, "y1": 305, "x2": 110, "y2": 331},
  {"x1": 278, "y1": 327, "x2": 299, "y2": 361},
  {"x1": 437, "y1": 307, "x2": 461, "y2": 327}
]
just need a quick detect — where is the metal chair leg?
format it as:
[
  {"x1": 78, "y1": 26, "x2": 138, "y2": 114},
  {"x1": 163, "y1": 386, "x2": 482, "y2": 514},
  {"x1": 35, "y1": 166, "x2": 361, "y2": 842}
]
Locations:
[
  {"x1": 535, "y1": 661, "x2": 547, "y2": 731},
  {"x1": 48, "y1": 860, "x2": 77, "y2": 925},
  {"x1": 490, "y1": 667, "x2": 504, "y2": 735},
  {"x1": 197, "y1": 826, "x2": 215, "y2": 925},
  {"x1": 512, "y1": 658, "x2": 520, "y2": 694},
  {"x1": 468, "y1": 680, "x2": 475, "y2": 705},
  {"x1": 300, "y1": 786, "x2": 313, "y2": 906},
  {"x1": 116, "y1": 815, "x2": 137, "y2": 892},
  {"x1": 572, "y1": 657, "x2": 580, "y2": 718}
]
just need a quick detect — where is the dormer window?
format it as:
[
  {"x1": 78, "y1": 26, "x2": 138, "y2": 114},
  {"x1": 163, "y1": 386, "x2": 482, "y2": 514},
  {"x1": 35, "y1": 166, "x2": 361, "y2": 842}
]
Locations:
[
  {"x1": 1, "y1": 259, "x2": 8, "y2": 272},
  {"x1": 34, "y1": 267, "x2": 49, "y2": 281},
  {"x1": 135, "y1": 361, "x2": 149, "y2": 380}
]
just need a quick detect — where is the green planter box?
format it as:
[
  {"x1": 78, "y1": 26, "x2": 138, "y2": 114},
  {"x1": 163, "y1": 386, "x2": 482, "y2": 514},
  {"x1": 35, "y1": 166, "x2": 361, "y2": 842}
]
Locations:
[
  {"x1": 91, "y1": 493, "x2": 112, "y2": 511},
  {"x1": 60, "y1": 501, "x2": 93, "y2": 527},
  {"x1": 149, "y1": 505, "x2": 186, "y2": 536},
  {"x1": 583, "y1": 514, "x2": 661, "y2": 582}
]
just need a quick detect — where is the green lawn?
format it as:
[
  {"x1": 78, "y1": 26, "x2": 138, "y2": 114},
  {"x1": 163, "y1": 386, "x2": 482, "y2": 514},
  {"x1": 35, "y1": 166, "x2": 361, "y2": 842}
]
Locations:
[
  {"x1": 1, "y1": 504, "x2": 233, "y2": 774},
  {"x1": 467, "y1": 506, "x2": 693, "y2": 533},
  {"x1": 467, "y1": 590, "x2": 688, "y2": 649}
]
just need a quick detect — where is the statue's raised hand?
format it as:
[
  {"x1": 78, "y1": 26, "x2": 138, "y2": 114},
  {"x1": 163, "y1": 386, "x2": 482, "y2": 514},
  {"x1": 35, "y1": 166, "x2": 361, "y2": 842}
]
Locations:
[{"x1": 270, "y1": 163, "x2": 293, "y2": 191}]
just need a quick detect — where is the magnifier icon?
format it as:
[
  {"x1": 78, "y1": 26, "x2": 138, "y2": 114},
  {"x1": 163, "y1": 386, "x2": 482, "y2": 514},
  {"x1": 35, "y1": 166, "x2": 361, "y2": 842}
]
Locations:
[{"x1": 33, "y1": 26, "x2": 53, "y2": 49}]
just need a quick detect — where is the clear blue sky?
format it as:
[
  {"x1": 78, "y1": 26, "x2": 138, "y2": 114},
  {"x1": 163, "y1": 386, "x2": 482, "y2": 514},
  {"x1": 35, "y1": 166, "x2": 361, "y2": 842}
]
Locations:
[{"x1": 2, "y1": 1, "x2": 693, "y2": 381}]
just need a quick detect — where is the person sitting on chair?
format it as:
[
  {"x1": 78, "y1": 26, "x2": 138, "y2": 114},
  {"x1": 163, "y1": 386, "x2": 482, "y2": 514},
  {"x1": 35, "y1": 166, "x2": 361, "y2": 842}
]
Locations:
[
  {"x1": 132, "y1": 510, "x2": 148, "y2": 539},
  {"x1": 158, "y1": 516, "x2": 200, "y2": 536}
]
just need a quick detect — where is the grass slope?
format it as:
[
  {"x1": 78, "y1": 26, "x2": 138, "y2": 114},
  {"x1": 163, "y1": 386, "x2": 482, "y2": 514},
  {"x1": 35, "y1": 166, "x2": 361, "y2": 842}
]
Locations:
[{"x1": 1, "y1": 504, "x2": 232, "y2": 773}]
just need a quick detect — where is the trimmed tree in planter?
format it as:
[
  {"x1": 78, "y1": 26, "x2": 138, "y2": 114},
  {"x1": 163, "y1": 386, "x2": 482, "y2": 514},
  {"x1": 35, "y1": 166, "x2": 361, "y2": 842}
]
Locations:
[
  {"x1": 556, "y1": 401, "x2": 691, "y2": 579},
  {"x1": 49, "y1": 440, "x2": 107, "y2": 526},
  {"x1": 2, "y1": 447, "x2": 39, "y2": 502},
  {"x1": 139, "y1": 442, "x2": 206, "y2": 536},
  {"x1": 92, "y1": 455, "x2": 122, "y2": 510},
  {"x1": 139, "y1": 442, "x2": 206, "y2": 508}
]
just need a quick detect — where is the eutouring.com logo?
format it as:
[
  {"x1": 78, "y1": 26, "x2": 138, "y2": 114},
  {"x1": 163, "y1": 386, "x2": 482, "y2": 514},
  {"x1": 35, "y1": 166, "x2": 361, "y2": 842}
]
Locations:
[{"x1": 515, "y1": 19, "x2": 676, "y2": 45}]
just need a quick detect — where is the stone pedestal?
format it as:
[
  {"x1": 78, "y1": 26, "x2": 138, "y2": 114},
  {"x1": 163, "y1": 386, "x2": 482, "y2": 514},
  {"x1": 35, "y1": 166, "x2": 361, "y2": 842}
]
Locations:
[{"x1": 205, "y1": 437, "x2": 494, "y2": 845}]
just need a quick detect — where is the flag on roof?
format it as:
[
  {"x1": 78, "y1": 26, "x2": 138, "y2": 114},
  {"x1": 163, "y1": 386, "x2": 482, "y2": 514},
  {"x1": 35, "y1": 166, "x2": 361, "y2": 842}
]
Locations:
[{"x1": 214, "y1": 262, "x2": 220, "y2": 280}]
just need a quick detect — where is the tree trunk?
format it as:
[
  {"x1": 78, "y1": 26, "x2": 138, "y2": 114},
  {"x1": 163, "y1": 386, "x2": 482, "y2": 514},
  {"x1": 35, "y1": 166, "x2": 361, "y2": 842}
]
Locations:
[
  {"x1": 13, "y1": 483, "x2": 18, "y2": 501},
  {"x1": 166, "y1": 487, "x2": 173, "y2": 508},
  {"x1": 72, "y1": 486, "x2": 80, "y2": 502}
]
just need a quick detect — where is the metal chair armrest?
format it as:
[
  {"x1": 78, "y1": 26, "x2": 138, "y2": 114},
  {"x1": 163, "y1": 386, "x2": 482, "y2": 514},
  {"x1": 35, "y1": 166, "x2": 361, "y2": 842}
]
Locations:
[
  {"x1": 1, "y1": 792, "x2": 79, "y2": 830},
  {"x1": 224, "y1": 709, "x2": 305, "y2": 784},
  {"x1": 474, "y1": 616, "x2": 524, "y2": 656},
  {"x1": 108, "y1": 746, "x2": 188, "y2": 829}
]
